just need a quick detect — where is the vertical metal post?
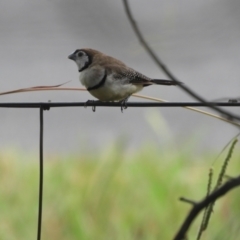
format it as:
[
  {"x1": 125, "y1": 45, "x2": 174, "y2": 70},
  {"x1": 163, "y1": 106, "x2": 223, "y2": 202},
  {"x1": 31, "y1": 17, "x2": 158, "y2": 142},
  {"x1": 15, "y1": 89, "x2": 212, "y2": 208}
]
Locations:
[{"x1": 37, "y1": 106, "x2": 44, "y2": 240}]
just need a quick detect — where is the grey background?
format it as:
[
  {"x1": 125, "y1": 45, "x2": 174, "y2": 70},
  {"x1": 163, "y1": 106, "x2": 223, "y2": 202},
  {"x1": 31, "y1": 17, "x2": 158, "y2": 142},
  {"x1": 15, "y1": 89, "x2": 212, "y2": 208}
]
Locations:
[{"x1": 0, "y1": 0, "x2": 240, "y2": 154}]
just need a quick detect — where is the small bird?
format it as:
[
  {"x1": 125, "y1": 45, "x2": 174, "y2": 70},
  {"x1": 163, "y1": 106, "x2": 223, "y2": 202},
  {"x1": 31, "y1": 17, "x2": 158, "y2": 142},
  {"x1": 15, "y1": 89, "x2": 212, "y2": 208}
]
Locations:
[{"x1": 68, "y1": 48, "x2": 177, "y2": 102}]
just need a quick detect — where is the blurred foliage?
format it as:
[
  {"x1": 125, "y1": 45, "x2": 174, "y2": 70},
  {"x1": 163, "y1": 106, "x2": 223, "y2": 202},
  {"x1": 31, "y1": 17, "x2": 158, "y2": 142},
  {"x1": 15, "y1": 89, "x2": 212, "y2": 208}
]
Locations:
[{"x1": 0, "y1": 142, "x2": 239, "y2": 240}]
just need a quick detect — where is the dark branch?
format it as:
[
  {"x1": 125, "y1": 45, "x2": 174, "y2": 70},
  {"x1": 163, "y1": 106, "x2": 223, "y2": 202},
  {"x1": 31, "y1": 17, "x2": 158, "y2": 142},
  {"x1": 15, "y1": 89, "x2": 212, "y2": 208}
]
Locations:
[
  {"x1": 174, "y1": 176, "x2": 240, "y2": 240},
  {"x1": 179, "y1": 197, "x2": 197, "y2": 206},
  {"x1": 122, "y1": 0, "x2": 240, "y2": 124}
]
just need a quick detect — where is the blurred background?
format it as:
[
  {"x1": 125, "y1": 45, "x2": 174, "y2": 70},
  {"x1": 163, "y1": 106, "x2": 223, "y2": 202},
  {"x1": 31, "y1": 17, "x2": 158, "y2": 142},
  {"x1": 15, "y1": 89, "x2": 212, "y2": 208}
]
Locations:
[
  {"x1": 1, "y1": 0, "x2": 240, "y2": 154},
  {"x1": 1, "y1": 1, "x2": 240, "y2": 239}
]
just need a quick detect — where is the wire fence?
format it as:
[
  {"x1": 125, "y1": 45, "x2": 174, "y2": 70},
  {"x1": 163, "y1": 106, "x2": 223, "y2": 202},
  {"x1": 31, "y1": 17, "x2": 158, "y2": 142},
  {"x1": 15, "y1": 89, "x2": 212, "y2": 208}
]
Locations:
[{"x1": 0, "y1": 101, "x2": 240, "y2": 240}]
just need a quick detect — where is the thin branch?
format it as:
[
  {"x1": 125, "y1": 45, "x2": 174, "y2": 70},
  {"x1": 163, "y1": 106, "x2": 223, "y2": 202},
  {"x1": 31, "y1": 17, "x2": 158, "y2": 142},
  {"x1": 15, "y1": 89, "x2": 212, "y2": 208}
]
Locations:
[
  {"x1": 173, "y1": 176, "x2": 240, "y2": 240},
  {"x1": 122, "y1": 0, "x2": 240, "y2": 123},
  {"x1": 179, "y1": 197, "x2": 197, "y2": 206}
]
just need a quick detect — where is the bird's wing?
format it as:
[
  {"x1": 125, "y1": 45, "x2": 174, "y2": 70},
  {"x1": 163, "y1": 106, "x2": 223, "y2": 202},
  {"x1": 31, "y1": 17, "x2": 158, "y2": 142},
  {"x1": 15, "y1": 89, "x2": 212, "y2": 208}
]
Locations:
[{"x1": 107, "y1": 65, "x2": 152, "y2": 85}]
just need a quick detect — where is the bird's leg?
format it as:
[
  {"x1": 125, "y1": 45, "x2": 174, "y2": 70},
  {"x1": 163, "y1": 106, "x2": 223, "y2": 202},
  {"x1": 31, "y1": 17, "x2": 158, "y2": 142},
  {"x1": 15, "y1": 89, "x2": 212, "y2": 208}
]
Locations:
[
  {"x1": 119, "y1": 96, "x2": 130, "y2": 113},
  {"x1": 84, "y1": 100, "x2": 100, "y2": 112}
]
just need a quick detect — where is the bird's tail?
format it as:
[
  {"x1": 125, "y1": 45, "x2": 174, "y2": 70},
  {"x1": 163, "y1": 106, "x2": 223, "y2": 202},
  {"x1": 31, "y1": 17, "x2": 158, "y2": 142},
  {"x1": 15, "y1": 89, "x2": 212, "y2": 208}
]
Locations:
[{"x1": 151, "y1": 79, "x2": 178, "y2": 85}]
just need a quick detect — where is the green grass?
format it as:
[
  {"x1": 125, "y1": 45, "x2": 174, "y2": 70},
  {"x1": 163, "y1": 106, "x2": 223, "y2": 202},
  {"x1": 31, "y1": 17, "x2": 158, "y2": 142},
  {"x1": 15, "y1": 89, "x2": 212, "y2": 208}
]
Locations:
[{"x1": 0, "y1": 142, "x2": 240, "y2": 240}]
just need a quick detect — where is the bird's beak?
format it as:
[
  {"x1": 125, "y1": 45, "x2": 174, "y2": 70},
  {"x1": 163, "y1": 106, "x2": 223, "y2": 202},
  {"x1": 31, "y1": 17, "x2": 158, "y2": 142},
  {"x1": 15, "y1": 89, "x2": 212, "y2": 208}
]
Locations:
[{"x1": 68, "y1": 53, "x2": 76, "y2": 61}]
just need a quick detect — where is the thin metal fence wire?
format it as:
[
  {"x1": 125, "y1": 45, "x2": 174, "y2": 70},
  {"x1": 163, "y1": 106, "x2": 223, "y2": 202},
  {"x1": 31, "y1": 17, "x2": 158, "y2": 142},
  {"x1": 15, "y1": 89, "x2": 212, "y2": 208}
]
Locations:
[
  {"x1": 0, "y1": 101, "x2": 239, "y2": 240},
  {"x1": 0, "y1": 101, "x2": 240, "y2": 108},
  {"x1": 37, "y1": 106, "x2": 44, "y2": 240}
]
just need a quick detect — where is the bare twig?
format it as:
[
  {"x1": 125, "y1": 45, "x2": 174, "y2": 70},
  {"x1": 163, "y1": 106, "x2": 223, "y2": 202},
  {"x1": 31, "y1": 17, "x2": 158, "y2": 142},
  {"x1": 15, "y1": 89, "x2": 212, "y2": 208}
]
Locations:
[
  {"x1": 174, "y1": 175, "x2": 240, "y2": 240},
  {"x1": 179, "y1": 197, "x2": 197, "y2": 206},
  {"x1": 122, "y1": 0, "x2": 240, "y2": 123}
]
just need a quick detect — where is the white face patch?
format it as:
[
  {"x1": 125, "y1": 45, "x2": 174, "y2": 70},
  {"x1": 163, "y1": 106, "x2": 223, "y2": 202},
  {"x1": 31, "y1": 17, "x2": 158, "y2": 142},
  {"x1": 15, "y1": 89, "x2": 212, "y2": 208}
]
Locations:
[
  {"x1": 68, "y1": 50, "x2": 90, "y2": 72},
  {"x1": 75, "y1": 51, "x2": 89, "y2": 71}
]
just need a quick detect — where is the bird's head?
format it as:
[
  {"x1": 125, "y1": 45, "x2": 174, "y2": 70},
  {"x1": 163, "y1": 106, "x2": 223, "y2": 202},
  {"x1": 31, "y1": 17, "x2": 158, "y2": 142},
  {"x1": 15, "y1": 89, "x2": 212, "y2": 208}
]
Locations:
[
  {"x1": 68, "y1": 48, "x2": 126, "y2": 73},
  {"x1": 68, "y1": 48, "x2": 105, "y2": 72},
  {"x1": 68, "y1": 49, "x2": 93, "y2": 72}
]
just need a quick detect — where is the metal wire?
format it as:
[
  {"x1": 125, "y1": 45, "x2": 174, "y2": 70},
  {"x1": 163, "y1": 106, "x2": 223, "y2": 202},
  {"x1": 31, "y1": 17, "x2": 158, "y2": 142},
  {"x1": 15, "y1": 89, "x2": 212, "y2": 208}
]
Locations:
[
  {"x1": 0, "y1": 101, "x2": 240, "y2": 108},
  {"x1": 37, "y1": 106, "x2": 44, "y2": 240}
]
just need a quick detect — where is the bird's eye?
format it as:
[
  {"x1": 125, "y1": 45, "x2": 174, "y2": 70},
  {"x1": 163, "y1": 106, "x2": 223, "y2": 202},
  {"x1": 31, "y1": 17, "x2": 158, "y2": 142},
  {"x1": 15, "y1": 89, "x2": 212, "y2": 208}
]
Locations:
[{"x1": 78, "y1": 51, "x2": 84, "y2": 57}]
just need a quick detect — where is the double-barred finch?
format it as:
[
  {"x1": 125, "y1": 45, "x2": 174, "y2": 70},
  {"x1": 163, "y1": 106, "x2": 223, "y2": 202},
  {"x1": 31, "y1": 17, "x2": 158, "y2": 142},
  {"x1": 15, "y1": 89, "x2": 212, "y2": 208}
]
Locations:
[{"x1": 68, "y1": 48, "x2": 177, "y2": 102}]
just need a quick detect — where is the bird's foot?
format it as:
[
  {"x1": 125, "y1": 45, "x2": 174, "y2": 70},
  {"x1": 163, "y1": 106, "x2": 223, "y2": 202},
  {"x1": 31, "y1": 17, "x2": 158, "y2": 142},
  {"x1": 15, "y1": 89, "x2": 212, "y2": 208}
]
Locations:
[
  {"x1": 84, "y1": 100, "x2": 101, "y2": 112},
  {"x1": 119, "y1": 97, "x2": 130, "y2": 113}
]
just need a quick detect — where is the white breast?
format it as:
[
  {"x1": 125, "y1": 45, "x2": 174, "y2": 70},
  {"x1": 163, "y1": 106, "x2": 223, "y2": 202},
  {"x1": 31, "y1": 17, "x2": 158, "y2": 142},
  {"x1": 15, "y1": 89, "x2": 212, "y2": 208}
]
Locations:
[
  {"x1": 80, "y1": 67, "x2": 105, "y2": 89},
  {"x1": 87, "y1": 73, "x2": 143, "y2": 102}
]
